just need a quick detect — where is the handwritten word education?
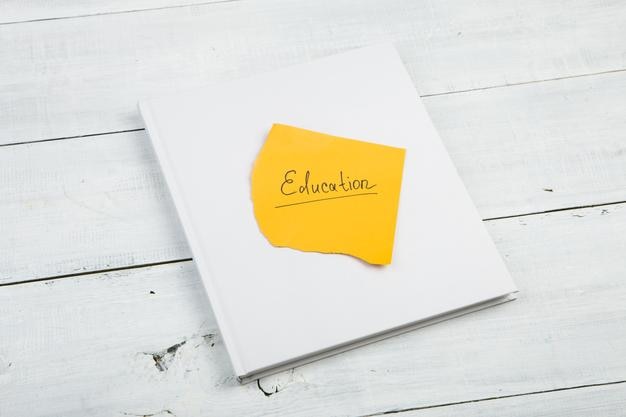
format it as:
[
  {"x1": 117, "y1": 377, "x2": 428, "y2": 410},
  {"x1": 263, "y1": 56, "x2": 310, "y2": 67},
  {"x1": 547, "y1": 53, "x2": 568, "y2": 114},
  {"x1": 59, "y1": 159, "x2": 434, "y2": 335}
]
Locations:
[{"x1": 276, "y1": 169, "x2": 378, "y2": 208}]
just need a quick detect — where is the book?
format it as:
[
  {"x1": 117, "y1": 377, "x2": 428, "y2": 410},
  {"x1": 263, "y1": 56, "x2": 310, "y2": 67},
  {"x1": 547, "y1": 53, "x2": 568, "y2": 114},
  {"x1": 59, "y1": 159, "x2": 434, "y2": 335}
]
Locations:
[{"x1": 138, "y1": 44, "x2": 517, "y2": 383}]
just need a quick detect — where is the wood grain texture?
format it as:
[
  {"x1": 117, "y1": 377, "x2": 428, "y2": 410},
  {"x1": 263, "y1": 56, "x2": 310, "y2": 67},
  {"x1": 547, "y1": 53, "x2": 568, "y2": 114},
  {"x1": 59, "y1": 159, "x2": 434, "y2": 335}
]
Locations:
[
  {"x1": 3, "y1": 71, "x2": 626, "y2": 285},
  {"x1": 0, "y1": 131, "x2": 190, "y2": 284},
  {"x1": 2, "y1": 1, "x2": 626, "y2": 414},
  {"x1": 429, "y1": 70, "x2": 626, "y2": 219},
  {"x1": 397, "y1": 383, "x2": 626, "y2": 417},
  {"x1": 1, "y1": 202, "x2": 625, "y2": 416},
  {"x1": 0, "y1": 0, "x2": 223, "y2": 24},
  {"x1": 1, "y1": 0, "x2": 626, "y2": 144}
]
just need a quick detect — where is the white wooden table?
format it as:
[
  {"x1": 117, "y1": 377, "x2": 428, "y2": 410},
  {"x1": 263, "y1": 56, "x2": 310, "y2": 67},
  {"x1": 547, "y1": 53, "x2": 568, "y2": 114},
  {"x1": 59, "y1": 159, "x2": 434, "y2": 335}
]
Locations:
[{"x1": 1, "y1": 1, "x2": 626, "y2": 416}]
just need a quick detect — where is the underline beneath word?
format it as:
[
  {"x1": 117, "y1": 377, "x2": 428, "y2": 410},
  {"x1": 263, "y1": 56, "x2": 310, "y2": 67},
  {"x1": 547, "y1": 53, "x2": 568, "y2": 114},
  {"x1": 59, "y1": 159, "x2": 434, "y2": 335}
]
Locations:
[{"x1": 274, "y1": 192, "x2": 379, "y2": 208}]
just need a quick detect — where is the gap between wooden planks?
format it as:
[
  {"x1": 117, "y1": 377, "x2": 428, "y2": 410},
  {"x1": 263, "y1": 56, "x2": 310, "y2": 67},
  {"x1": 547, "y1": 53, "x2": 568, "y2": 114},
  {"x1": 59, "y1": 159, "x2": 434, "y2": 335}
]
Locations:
[
  {"x1": 2, "y1": 0, "x2": 626, "y2": 144},
  {"x1": 0, "y1": 0, "x2": 232, "y2": 24},
  {"x1": 1, "y1": 1, "x2": 626, "y2": 414},
  {"x1": 364, "y1": 381, "x2": 626, "y2": 417},
  {"x1": 0, "y1": 201, "x2": 625, "y2": 416},
  {"x1": 2, "y1": 69, "x2": 626, "y2": 285}
]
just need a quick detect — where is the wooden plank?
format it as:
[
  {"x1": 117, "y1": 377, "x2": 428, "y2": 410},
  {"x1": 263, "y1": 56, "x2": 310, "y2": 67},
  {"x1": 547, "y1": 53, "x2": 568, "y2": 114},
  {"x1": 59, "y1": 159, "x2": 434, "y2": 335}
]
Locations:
[
  {"x1": 398, "y1": 383, "x2": 626, "y2": 417},
  {"x1": 0, "y1": 131, "x2": 190, "y2": 284},
  {"x1": 0, "y1": 0, "x2": 220, "y2": 24},
  {"x1": 3, "y1": 71, "x2": 626, "y2": 285},
  {"x1": 2, "y1": 0, "x2": 626, "y2": 144},
  {"x1": 429, "y1": 70, "x2": 626, "y2": 219},
  {"x1": 1, "y1": 202, "x2": 625, "y2": 416}
]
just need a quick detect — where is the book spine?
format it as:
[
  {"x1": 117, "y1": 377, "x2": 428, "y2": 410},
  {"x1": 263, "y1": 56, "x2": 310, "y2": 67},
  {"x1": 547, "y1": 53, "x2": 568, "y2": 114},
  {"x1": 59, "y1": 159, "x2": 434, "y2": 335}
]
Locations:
[{"x1": 137, "y1": 101, "x2": 247, "y2": 378}]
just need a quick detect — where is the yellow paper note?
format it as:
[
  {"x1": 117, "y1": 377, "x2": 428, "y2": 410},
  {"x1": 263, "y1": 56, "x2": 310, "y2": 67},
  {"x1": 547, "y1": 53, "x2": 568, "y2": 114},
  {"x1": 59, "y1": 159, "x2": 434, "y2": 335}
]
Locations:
[{"x1": 251, "y1": 124, "x2": 406, "y2": 265}]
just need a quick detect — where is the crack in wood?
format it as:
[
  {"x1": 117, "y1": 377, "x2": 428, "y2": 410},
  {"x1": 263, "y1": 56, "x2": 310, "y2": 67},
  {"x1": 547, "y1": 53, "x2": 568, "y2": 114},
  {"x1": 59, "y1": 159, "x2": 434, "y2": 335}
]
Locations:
[
  {"x1": 144, "y1": 341, "x2": 187, "y2": 372},
  {"x1": 257, "y1": 379, "x2": 279, "y2": 397},
  {"x1": 122, "y1": 409, "x2": 175, "y2": 417},
  {"x1": 142, "y1": 332, "x2": 217, "y2": 372}
]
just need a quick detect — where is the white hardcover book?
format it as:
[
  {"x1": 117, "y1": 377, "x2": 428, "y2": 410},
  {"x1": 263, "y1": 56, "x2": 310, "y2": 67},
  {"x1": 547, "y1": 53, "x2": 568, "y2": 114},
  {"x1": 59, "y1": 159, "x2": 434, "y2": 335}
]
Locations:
[{"x1": 138, "y1": 44, "x2": 517, "y2": 383}]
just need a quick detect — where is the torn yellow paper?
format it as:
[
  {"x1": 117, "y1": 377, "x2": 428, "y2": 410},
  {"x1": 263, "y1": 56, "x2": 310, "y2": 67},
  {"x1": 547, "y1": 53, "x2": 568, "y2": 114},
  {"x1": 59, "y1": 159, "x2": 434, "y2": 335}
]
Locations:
[{"x1": 251, "y1": 124, "x2": 406, "y2": 265}]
